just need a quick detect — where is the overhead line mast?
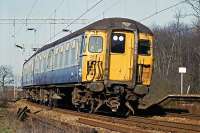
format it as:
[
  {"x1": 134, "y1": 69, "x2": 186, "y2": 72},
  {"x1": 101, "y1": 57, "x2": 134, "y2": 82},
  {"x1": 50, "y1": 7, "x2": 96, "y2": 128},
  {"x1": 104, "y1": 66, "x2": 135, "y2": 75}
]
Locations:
[{"x1": 13, "y1": 0, "x2": 40, "y2": 37}]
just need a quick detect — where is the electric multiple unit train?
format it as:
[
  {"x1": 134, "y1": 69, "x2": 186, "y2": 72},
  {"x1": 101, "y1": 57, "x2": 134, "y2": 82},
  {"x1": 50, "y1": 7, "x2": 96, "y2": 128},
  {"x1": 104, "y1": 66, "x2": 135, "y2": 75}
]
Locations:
[{"x1": 22, "y1": 18, "x2": 153, "y2": 115}]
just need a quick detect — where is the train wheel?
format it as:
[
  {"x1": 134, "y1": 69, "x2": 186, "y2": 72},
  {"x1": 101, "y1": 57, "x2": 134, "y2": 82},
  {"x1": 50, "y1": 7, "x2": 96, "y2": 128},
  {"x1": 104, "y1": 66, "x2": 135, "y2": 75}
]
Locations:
[
  {"x1": 125, "y1": 101, "x2": 136, "y2": 116},
  {"x1": 48, "y1": 99, "x2": 53, "y2": 108},
  {"x1": 77, "y1": 101, "x2": 94, "y2": 113},
  {"x1": 88, "y1": 100, "x2": 94, "y2": 113}
]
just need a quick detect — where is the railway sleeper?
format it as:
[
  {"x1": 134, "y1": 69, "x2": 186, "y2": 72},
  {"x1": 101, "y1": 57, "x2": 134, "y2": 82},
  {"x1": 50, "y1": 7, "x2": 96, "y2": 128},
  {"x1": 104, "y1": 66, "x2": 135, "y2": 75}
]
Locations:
[{"x1": 17, "y1": 106, "x2": 30, "y2": 121}]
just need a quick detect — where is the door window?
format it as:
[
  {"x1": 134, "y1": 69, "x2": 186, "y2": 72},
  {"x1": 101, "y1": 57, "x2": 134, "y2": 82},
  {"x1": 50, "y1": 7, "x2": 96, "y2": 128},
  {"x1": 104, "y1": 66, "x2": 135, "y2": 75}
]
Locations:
[{"x1": 111, "y1": 33, "x2": 125, "y2": 53}]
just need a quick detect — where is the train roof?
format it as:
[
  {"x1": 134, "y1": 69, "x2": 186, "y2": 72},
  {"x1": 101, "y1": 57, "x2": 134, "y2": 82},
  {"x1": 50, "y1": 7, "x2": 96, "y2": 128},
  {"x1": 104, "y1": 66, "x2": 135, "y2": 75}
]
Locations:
[{"x1": 24, "y1": 17, "x2": 153, "y2": 64}]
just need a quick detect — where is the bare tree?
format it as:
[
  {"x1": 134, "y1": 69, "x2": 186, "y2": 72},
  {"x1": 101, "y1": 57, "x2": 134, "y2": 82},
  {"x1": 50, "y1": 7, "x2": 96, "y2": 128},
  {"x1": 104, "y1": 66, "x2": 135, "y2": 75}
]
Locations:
[
  {"x1": 0, "y1": 65, "x2": 14, "y2": 99},
  {"x1": 151, "y1": 14, "x2": 200, "y2": 100},
  {"x1": 186, "y1": 0, "x2": 200, "y2": 31},
  {"x1": 187, "y1": 0, "x2": 200, "y2": 89}
]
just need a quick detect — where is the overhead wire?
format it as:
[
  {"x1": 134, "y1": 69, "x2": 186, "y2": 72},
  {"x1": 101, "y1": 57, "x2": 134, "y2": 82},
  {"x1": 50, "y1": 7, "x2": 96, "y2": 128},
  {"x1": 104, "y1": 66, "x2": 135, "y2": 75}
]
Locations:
[
  {"x1": 140, "y1": 0, "x2": 187, "y2": 22},
  {"x1": 90, "y1": 0, "x2": 121, "y2": 21},
  {"x1": 0, "y1": 22, "x2": 86, "y2": 25},
  {"x1": 27, "y1": 0, "x2": 65, "y2": 47},
  {"x1": 12, "y1": 0, "x2": 39, "y2": 62},
  {"x1": 13, "y1": 0, "x2": 65, "y2": 46},
  {"x1": 14, "y1": 0, "x2": 40, "y2": 37},
  {"x1": 65, "y1": 0, "x2": 104, "y2": 29},
  {"x1": 26, "y1": 0, "x2": 40, "y2": 19},
  {"x1": 36, "y1": 0, "x2": 66, "y2": 44},
  {"x1": 42, "y1": 0, "x2": 104, "y2": 45},
  {"x1": 16, "y1": 0, "x2": 187, "y2": 46},
  {"x1": 33, "y1": 0, "x2": 66, "y2": 31}
]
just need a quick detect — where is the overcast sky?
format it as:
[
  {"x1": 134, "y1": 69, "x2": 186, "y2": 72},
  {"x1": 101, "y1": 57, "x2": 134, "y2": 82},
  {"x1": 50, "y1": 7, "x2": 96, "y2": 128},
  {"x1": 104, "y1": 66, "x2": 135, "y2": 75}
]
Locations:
[{"x1": 0, "y1": 0, "x2": 194, "y2": 76}]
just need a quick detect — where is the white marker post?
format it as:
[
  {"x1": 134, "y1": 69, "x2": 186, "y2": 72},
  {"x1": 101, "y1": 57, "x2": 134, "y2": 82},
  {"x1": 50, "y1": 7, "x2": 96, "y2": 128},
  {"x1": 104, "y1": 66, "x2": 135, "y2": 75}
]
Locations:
[{"x1": 179, "y1": 67, "x2": 186, "y2": 95}]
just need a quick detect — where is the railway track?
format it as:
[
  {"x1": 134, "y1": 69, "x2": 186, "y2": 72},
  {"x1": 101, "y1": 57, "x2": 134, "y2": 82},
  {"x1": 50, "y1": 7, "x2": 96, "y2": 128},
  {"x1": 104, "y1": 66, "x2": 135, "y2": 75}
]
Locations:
[
  {"x1": 166, "y1": 113, "x2": 200, "y2": 120},
  {"x1": 78, "y1": 114, "x2": 200, "y2": 133},
  {"x1": 18, "y1": 100, "x2": 200, "y2": 133},
  {"x1": 128, "y1": 116, "x2": 200, "y2": 133}
]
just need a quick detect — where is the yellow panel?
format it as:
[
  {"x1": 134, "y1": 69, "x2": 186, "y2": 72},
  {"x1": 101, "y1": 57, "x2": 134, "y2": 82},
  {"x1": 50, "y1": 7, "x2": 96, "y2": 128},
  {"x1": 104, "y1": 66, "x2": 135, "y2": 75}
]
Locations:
[
  {"x1": 109, "y1": 32, "x2": 134, "y2": 81},
  {"x1": 138, "y1": 33, "x2": 153, "y2": 86},
  {"x1": 82, "y1": 30, "x2": 107, "y2": 82}
]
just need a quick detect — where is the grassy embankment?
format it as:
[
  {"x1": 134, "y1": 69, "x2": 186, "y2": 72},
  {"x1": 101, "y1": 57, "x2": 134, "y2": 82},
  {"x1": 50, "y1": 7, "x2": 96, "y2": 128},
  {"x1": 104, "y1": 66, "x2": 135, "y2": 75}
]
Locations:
[{"x1": 0, "y1": 101, "x2": 22, "y2": 133}]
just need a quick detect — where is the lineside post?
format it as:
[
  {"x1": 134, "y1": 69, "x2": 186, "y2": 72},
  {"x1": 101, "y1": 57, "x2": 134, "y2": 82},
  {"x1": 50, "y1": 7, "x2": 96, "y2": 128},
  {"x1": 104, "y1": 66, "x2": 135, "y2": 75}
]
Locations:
[
  {"x1": 179, "y1": 67, "x2": 186, "y2": 95},
  {"x1": 181, "y1": 73, "x2": 183, "y2": 95}
]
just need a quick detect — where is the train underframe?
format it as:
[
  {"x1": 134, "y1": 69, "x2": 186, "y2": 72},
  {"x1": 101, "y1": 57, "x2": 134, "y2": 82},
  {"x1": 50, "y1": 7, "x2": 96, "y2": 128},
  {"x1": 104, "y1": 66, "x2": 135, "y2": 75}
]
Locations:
[{"x1": 24, "y1": 83, "x2": 146, "y2": 116}]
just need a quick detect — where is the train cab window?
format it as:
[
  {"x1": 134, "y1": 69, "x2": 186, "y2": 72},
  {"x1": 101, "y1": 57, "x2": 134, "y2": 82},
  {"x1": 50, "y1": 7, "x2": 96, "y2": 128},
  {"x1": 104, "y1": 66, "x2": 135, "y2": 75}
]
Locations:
[
  {"x1": 138, "y1": 40, "x2": 151, "y2": 55},
  {"x1": 89, "y1": 36, "x2": 103, "y2": 53},
  {"x1": 111, "y1": 33, "x2": 125, "y2": 53},
  {"x1": 81, "y1": 35, "x2": 87, "y2": 54}
]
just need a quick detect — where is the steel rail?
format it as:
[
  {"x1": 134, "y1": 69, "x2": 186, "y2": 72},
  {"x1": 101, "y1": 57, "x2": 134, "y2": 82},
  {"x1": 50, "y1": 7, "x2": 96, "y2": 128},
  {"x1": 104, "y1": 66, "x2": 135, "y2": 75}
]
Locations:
[
  {"x1": 21, "y1": 100, "x2": 200, "y2": 133},
  {"x1": 166, "y1": 113, "x2": 200, "y2": 120},
  {"x1": 23, "y1": 101, "x2": 149, "y2": 133}
]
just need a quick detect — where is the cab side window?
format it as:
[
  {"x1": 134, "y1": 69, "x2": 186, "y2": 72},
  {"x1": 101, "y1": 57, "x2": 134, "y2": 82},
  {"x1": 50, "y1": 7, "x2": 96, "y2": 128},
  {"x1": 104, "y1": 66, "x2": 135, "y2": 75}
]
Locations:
[
  {"x1": 88, "y1": 36, "x2": 103, "y2": 53},
  {"x1": 81, "y1": 35, "x2": 87, "y2": 54},
  {"x1": 111, "y1": 33, "x2": 125, "y2": 53},
  {"x1": 138, "y1": 40, "x2": 150, "y2": 55}
]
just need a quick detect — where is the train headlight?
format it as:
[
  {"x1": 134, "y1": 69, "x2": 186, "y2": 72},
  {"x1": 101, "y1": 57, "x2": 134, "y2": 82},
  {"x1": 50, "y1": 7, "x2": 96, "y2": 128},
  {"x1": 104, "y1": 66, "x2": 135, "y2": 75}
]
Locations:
[
  {"x1": 113, "y1": 35, "x2": 118, "y2": 41},
  {"x1": 119, "y1": 36, "x2": 124, "y2": 41}
]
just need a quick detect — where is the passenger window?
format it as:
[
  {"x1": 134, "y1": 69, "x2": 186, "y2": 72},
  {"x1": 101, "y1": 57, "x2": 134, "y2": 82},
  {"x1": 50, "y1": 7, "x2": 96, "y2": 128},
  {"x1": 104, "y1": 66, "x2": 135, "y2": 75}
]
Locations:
[
  {"x1": 54, "y1": 53, "x2": 58, "y2": 67},
  {"x1": 111, "y1": 33, "x2": 125, "y2": 53},
  {"x1": 138, "y1": 40, "x2": 151, "y2": 55},
  {"x1": 88, "y1": 36, "x2": 103, "y2": 53},
  {"x1": 39, "y1": 57, "x2": 41, "y2": 73},
  {"x1": 47, "y1": 50, "x2": 53, "y2": 69},
  {"x1": 65, "y1": 49, "x2": 69, "y2": 66},
  {"x1": 59, "y1": 52, "x2": 63, "y2": 67},
  {"x1": 71, "y1": 47, "x2": 76, "y2": 64},
  {"x1": 43, "y1": 56, "x2": 46, "y2": 72}
]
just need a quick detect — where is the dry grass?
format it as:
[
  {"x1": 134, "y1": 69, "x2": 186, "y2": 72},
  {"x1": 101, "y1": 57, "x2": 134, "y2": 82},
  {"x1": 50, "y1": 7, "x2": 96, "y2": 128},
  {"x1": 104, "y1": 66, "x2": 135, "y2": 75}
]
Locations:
[
  {"x1": 0, "y1": 100, "x2": 30, "y2": 133},
  {"x1": 0, "y1": 106, "x2": 17, "y2": 133}
]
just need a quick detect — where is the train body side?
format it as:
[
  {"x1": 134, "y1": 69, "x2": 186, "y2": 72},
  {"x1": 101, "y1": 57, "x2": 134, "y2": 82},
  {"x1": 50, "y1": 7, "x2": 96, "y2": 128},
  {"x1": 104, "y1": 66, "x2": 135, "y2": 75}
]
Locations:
[
  {"x1": 22, "y1": 35, "x2": 83, "y2": 87},
  {"x1": 22, "y1": 31, "x2": 153, "y2": 89}
]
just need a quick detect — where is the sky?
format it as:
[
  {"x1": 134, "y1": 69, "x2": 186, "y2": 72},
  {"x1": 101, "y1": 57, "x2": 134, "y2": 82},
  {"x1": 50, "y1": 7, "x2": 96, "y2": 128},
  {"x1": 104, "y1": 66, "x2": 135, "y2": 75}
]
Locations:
[{"x1": 0, "y1": 0, "x2": 194, "y2": 77}]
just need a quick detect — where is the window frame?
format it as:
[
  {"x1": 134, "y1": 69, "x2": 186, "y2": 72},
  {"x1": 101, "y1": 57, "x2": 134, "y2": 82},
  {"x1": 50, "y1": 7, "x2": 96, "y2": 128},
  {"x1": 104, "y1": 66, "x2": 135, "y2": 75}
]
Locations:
[
  {"x1": 138, "y1": 39, "x2": 151, "y2": 56},
  {"x1": 88, "y1": 36, "x2": 103, "y2": 53}
]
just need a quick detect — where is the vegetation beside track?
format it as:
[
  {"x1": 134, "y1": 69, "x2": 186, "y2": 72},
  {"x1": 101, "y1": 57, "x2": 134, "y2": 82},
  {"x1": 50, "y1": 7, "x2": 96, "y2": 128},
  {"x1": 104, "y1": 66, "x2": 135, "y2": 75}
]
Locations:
[{"x1": 0, "y1": 106, "x2": 19, "y2": 133}]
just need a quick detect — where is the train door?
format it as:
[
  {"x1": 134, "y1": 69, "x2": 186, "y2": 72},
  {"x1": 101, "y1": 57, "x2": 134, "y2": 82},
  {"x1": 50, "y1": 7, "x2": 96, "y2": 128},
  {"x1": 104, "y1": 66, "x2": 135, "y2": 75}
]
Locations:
[
  {"x1": 81, "y1": 31, "x2": 106, "y2": 82},
  {"x1": 109, "y1": 31, "x2": 134, "y2": 81}
]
